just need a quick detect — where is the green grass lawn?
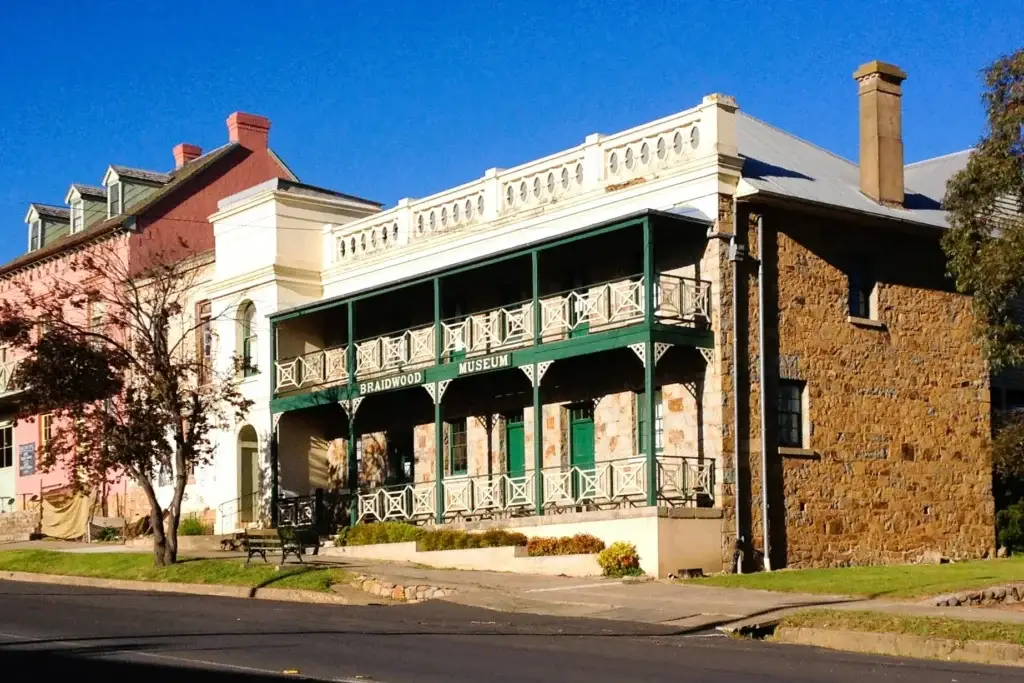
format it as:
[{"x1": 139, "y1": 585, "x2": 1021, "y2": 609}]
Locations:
[
  {"x1": 0, "y1": 550, "x2": 350, "y2": 593},
  {"x1": 690, "y1": 556, "x2": 1024, "y2": 599},
  {"x1": 781, "y1": 609, "x2": 1024, "y2": 647}
]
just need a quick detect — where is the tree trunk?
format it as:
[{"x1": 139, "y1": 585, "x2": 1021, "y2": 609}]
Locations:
[
  {"x1": 163, "y1": 445, "x2": 189, "y2": 566},
  {"x1": 137, "y1": 478, "x2": 168, "y2": 566}
]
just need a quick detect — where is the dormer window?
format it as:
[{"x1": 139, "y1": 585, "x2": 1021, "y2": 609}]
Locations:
[
  {"x1": 71, "y1": 201, "x2": 84, "y2": 233},
  {"x1": 107, "y1": 182, "x2": 122, "y2": 217},
  {"x1": 28, "y1": 220, "x2": 42, "y2": 251}
]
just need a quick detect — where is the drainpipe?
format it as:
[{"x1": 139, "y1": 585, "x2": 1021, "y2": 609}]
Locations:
[
  {"x1": 756, "y1": 213, "x2": 771, "y2": 571},
  {"x1": 727, "y1": 202, "x2": 745, "y2": 573}
]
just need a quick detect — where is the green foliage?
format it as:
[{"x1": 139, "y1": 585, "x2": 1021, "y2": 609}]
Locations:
[
  {"x1": 597, "y1": 541, "x2": 644, "y2": 577},
  {"x1": 179, "y1": 518, "x2": 211, "y2": 536},
  {"x1": 417, "y1": 528, "x2": 527, "y2": 552},
  {"x1": 526, "y1": 534, "x2": 606, "y2": 556},
  {"x1": 997, "y1": 500, "x2": 1024, "y2": 552},
  {"x1": 940, "y1": 48, "x2": 1024, "y2": 371},
  {"x1": 993, "y1": 410, "x2": 1024, "y2": 508},
  {"x1": 94, "y1": 526, "x2": 121, "y2": 542},
  {"x1": 340, "y1": 522, "x2": 424, "y2": 546}
]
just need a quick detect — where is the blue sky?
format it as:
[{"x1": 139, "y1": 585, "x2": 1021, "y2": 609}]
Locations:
[{"x1": 0, "y1": 1, "x2": 1020, "y2": 264}]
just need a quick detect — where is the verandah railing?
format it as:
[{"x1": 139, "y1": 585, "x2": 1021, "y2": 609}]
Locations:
[
  {"x1": 274, "y1": 273, "x2": 710, "y2": 393},
  {"x1": 356, "y1": 455, "x2": 714, "y2": 523}
]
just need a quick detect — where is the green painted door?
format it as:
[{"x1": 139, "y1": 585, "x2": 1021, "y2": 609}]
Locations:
[
  {"x1": 505, "y1": 412, "x2": 526, "y2": 477},
  {"x1": 569, "y1": 405, "x2": 595, "y2": 500}
]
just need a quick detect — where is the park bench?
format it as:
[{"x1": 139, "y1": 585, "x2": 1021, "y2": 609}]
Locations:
[{"x1": 243, "y1": 527, "x2": 321, "y2": 564}]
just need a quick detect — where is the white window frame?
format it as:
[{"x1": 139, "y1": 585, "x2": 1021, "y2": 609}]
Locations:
[
  {"x1": 107, "y1": 181, "x2": 122, "y2": 218},
  {"x1": 70, "y1": 201, "x2": 84, "y2": 233},
  {"x1": 0, "y1": 423, "x2": 14, "y2": 470},
  {"x1": 28, "y1": 219, "x2": 42, "y2": 251}
]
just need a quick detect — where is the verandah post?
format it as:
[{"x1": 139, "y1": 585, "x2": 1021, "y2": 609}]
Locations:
[
  {"x1": 643, "y1": 218, "x2": 658, "y2": 505},
  {"x1": 347, "y1": 301, "x2": 359, "y2": 525},
  {"x1": 533, "y1": 368, "x2": 543, "y2": 516},
  {"x1": 434, "y1": 387, "x2": 444, "y2": 524}
]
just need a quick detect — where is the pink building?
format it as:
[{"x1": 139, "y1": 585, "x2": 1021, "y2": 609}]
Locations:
[{"x1": 0, "y1": 112, "x2": 295, "y2": 517}]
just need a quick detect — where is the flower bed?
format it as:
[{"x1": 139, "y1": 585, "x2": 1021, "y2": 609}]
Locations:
[{"x1": 526, "y1": 533, "x2": 605, "y2": 556}]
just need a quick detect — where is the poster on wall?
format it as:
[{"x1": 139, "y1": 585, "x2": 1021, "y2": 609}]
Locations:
[{"x1": 18, "y1": 443, "x2": 36, "y2": 476}]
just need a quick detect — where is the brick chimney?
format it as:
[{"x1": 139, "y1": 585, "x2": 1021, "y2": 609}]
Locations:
[
  {"x1": 227, "y1": 112, "x2": 271, "y2": 150},
  {"x1": 853, "y1": 60, "x2": 907, "y2": 207},
  {"x1": 173, "y1": 143, "x2": 203, "y2": 169}
]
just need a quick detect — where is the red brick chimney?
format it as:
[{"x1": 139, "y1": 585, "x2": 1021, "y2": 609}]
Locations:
[
  {"x1": 173, "y1": 143, "x2": 203, "y2": 169},
  {"x1": 227, "y1": 112, "x2": 271, "y2": 150}
]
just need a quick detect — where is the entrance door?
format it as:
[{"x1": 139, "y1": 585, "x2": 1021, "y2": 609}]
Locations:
[
  {"x1": 387, "y1": 426, "x2": 415, "y2": 485},
  {"x1": 505, "y1": 411, "x2": 526, "y2": 477},
  {"x1": 569, "y1": 404, "x2": 595, "y2": 500},
  {"x1": 240, "y1": 445, "x2": 259, "y2": 524}
]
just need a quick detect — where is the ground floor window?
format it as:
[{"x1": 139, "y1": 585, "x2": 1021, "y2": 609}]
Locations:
[
  {"x1": 447, "y1": 419, "x2": 468, "y2": 475},
  {"x1": 635, "y1": 389, "x2": 664, "y2": 454},
  {"x1": 0, "y1": 425, "x2": 13, "y2": 468},
  {"x1": 778, "y1": 380, "x2": 806, "y2": 448}
]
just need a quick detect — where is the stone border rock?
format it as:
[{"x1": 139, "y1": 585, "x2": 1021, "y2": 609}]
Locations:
[
  {"x1": 930, "y1": 583, "x2": 1024, "y2": 607},
  {"x1": 346, "y1": 572, "x2": 457, "y2": 602}
]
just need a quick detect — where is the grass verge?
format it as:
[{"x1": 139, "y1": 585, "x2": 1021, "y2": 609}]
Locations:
[
  {"x1": 689, "y1": 556, "x2": 1024, "y2": 598},
  {"x1": 780, "y1": 609, "x2": 1024, "y2": 647},
  {"x1": 0, "y1": 550, "x2": 350, "y2": 593}
]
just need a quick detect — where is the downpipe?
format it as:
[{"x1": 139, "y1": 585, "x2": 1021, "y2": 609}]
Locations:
[
  {"x1": 757, "y1": 213, "x2": 771, "y2": 571},
  {"x1": 727, "y1": 201, "x2": 745, "y2": 574}
]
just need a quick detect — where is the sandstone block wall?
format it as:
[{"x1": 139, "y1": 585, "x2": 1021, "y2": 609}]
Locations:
[{"x1": 731, "y1": 205, "x2": 994, "y2": 568}]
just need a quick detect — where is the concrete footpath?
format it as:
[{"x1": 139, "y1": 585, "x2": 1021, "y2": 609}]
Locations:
[{"x1": 5, "y1": 540, "x2": 1024, "y2": 632}]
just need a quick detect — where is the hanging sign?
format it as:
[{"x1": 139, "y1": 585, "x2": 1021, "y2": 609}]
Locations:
[{"x1": 18, "y1": 443, "x2": 36, "y2": 476}]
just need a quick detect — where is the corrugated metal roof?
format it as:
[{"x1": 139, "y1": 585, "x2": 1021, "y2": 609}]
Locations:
[{"x1": 736, "y1": 112, "x2": 964, "y2": 229}]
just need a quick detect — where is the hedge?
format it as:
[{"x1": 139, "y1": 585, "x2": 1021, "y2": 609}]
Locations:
[
  {"x1": 417, "y1": 528, "x2": 527, "y2": 551},
  {"x1": 526, "y1": 534, "x2": 605, "y2": 556},
  {"x1": 337, "y1": 521, "x2": 424, "y2": 547}
]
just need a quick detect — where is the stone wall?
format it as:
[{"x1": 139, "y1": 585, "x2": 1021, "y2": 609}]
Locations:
[
  {"x1": 733, "y1": 205, "x2": 994, "y2": 568},
  {"x1": 0, "y1": 510, "x2": 39, "y2": 541}
]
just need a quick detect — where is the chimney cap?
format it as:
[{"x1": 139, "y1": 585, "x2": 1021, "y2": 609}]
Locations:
[{"x1": 853, "y1": 60, "x2": 908, "y2": 84}]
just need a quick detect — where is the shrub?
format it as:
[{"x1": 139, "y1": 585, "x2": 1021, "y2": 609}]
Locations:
[
  {"x1": 418, "y1": 528, "x2": 527, "y2": 552},
  {"x1": 342, "y1": 522, "x2": 424, "y2": 547},
  {"x1": 597, "y1": 541, "x2": 644, "y2": 577},
  {"x1": 179, "y1": 517, "x2": 211, "y2": 536},
  {"x1": 527, "y1": 534, "x2": 606, "y2": 556},
  {"x1": 997, "y1": 500, "x2": 1024, "y2": 553},
  {"x1": 94, "y1": 526, "x2": 121, "y2": 542}
]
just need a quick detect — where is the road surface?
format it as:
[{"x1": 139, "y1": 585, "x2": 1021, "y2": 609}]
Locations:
[{"x1": 0, "y1": 580, "x2": 1014, "y2": 682}]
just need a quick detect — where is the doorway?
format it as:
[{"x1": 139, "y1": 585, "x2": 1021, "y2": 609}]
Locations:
[
  {"x1": 505, "y1": 410, "x2": 526, "y2": 477},
  {"x1": 239, "y1": 425, "x2": 259, "y2": 525}
]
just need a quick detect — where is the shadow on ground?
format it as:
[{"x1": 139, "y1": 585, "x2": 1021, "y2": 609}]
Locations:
[{"x1": 0, "y1": 647, "x2": 289, "y2": 682}]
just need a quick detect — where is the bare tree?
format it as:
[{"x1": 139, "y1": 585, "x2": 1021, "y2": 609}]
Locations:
[{"x1": 0, "y1": 236, "x2": 250, "y2": 565}]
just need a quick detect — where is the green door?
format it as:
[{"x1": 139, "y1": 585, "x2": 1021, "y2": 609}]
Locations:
[
  {"x1": 569, "y1": 404, "x2": 595, "y2": 500},
  {"x1": 505, "y1": 412, "x2": 526, "y2": 477}
]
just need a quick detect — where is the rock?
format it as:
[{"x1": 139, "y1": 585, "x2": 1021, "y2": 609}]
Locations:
[
  {"x1": 404, "y1": 587, "x2": 416, "y2": 600},
  {"x1": 391, "y1": 586, "x2": 405, "y2": 600},
  {"x1": 994, "y1": 587, "x2": 1007, "y2": 600}
]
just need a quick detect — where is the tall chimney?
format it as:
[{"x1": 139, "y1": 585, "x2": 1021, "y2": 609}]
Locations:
[
  {"x1": 853, "y1": 60, "x2": 907, "y2": 207},
  {"x1": 173, "y1": 143, "x2": 202, "y2": 169},
  {"x1": 227, "y1": 112, "x2": 271, "y2": 150}
]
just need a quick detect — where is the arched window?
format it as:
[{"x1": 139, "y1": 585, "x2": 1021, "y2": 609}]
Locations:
[{"x1": 240, "y1": 302, "x2": 258, "y2": 377}]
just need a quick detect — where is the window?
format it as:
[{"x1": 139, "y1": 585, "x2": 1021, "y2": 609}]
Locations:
[
  {"x1": 0, "y1": 425, "x2": 12, "y2": 469},
  {"x1": 89, "y1": 301, "x2": 105, "y2": 339},
  {"x1": 40, "y1": 414, "x2": 52, "y2": 452},
  {"x1": 447, "y1": 418, "x2": 468, "y2": 475},
  {"x1": 848, "y1": 257, "x2": 876, "y2": 319},
  {"x1": 70, "y1": 201, "x2": 84, "y2": 233},
  {"x1": 196, "y1": 300, "x2": 212, "y2": 384},
  {"x1": 240, "y1": 302, "x2": 258, "y2": 377},
  {"x1": 778, "y1": 380, "x2": 806, "y2": 448},
  {"x1": 107, "y1": 182, "x2": 122, "y2": 217},
  {"x1": 636, "y1": 389, "x2": 664, "y2": 454},
  {"x1": 29, "y1": 220, "x2": 42, "y2": 251}
]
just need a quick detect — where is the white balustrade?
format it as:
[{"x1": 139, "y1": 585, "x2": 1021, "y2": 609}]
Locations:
[
  {"x1": 356, "y1": 325, "x2": 435, "y2": 377},
  {"x1": 274, "y1": 346, "x2": 348, "y2": 391},
  {"x1": 441, "y1": 304, "x2": 533, "y2": 357},
  {"x1": 355, "y1": 457, "x2": 712, "y2": 524},
  {"x1": 328, "y1": 103, "x2": 711, "y2": 267},
  {"x1": 657, "y1": 275, "x2": 711, "y2": 321}
]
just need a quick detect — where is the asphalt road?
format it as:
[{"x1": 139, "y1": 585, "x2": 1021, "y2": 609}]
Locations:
[{"x1": 0, "y1": 580, "x2": 1014, "y2": 682}]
